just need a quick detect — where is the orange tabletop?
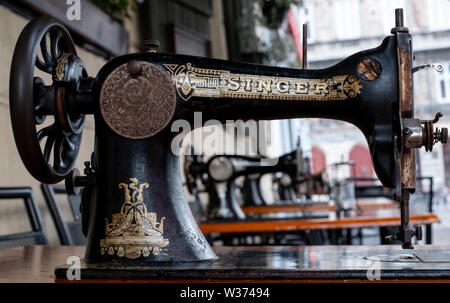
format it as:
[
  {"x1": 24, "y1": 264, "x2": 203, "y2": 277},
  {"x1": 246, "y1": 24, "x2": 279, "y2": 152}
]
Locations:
[
  {"x1": 241, "y1": 198, "x2": 398, "y2": 215},
  {"x1": 199, "y1": 210, "x2": 439, "y2": 234}
]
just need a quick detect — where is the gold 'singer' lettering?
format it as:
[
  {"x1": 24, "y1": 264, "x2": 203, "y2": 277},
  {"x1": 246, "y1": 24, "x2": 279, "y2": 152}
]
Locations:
[{"x1": 164, "y1": 63, "x2": 362, "y2": 101}]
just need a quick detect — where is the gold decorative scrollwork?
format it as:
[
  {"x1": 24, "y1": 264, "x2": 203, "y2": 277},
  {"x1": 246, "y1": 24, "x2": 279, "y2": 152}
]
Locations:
[
  {"x1": 100, "y1": 178, "x2": 169, "y2": 259},
  {"x1": 342, "y1": 75, "x2": 362, "y2": 97},
  {"x1": 55, "y1": 52, "x2": 70, "y2": 81},
  {"x1": 164, "y1": 63, "x2": 362, "y2": 102}
]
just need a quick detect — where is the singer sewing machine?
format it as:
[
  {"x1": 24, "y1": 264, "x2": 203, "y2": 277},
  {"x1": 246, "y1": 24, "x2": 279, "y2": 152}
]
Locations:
[
  {"x1": 184, "y1": 151, "x2": 270, "y2": 215},
  {"x1": 186, "y1": 148, "x2": 319, "y2": 220},
  {"x1": 8, "y1": 10, "x2": 449, "y2": 280},
  {"x1": 183, "y1": 150, "x2": 250, "y2": 220},
  {"x1": 235, "y1": 149, "x2": 331, "y2": 206},
  {"x1": 272, "y1": 172, "x2": 298, "y2": 202},
  {"x1": 184, "y1": 150, "x2": 390, "y2": 247},
  {"x1": 185, "y1": 148, "x2": 330, "y2": 222},
  {"x1": 270, "y1": 166, "x2": 330, "y2": 203}
]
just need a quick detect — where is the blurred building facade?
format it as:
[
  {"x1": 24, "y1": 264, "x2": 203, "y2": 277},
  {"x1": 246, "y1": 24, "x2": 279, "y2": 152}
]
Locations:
[{"x1": 299, "y1": 0, "x2": 450, "y2": 188}]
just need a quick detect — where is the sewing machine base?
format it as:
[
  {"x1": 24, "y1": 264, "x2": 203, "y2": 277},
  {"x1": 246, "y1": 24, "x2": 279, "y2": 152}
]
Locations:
[{"x1": 54, "y1": 245, "x2": 450, "y2": 280}]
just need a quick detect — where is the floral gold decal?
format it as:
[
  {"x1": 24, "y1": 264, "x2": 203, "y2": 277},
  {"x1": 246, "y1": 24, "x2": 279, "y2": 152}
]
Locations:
[
  {"x1": 100, "y1": 178, "x2": 168, "y2": 259},
  {"x1": 164, "y1": 63, "x2": 362, "y2": 102},
  {"x1": 55, "y1": 52, "x2": 70, "y2": 81}
]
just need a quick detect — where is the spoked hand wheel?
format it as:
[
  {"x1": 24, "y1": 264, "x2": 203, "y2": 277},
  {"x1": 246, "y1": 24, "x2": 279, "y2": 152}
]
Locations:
[{"x1": 10, "y1": 16, "x2": 88, "y2": 184}]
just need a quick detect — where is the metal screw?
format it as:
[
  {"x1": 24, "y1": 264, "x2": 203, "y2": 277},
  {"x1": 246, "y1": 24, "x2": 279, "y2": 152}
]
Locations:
[
  {"x1": 435, "y1": 127, "x2": 448, "y2": 144},
  {"x1": 127, "y1": 59, "x2": 142, "y2": 76}
]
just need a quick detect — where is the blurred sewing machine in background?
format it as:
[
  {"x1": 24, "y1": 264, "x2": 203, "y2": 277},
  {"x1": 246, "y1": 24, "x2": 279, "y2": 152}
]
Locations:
[{"x1": 183, "y1": 146, "x2": 330, "y2": 221}]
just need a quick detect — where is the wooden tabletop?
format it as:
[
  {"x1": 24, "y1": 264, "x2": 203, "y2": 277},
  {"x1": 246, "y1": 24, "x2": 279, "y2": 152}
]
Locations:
[
  {"x1": 1, "y1": 245, "x2": 450, "y2": 282},
  {"x1": 199, "y1": 210, "x2": 439, "y2": 234},
  {"x1": 241, "y1": 198, "x2": 398, "y2": 215}
]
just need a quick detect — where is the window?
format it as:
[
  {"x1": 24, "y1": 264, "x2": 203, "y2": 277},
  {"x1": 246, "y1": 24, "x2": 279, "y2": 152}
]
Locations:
[{"x1": 436, "y1": 62, "x2": 450, "y2": 103}]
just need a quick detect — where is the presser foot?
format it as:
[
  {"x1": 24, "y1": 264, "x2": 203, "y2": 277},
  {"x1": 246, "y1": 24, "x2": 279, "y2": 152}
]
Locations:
[
  {"x1": 400, "y1": 225, "x2": 423, "y2": 250},
  {"x1": 385, "y1": 224, "x2": 422, "y2": 249}
]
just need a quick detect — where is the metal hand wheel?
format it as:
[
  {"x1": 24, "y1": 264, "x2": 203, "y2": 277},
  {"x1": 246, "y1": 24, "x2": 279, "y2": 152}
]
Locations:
[{"x1": 10, "y1": 16, "x2": 87, "y2": 183}]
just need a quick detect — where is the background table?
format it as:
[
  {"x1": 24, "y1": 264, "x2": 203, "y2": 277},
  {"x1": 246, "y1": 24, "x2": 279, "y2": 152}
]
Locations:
[
  {"x1": 241, "y1": 198, "x2": 398, "y2": 215},
  {"x1": 200, "y1": 211, "x2": 439, "y2": 234}
]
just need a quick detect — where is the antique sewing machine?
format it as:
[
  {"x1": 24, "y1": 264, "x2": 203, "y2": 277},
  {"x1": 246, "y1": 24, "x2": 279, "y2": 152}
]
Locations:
[
  {"x1": 185, "y1": 153, "x2": 270, "y2": 220},
  {"x1": 188, "y1": 150, "x2": 331, "y2": 246},
  {"x1": 183, "y1": 149, "x2": 247, "y2": 220},
  {"x1": 185, "y1": 148, "x2": 315, "y2": 220},
  {"x1": 8, "y1": 10, "x2": 448, "y2": 277},
  {"x1": 274, "y1": 170, "x2": 329, "y2": 201},
  {"x1": 241, "y1": 173, "x2": 267, "y2": 205},
  {"x1": 184, "y1": 151, "x2": 304, "y2": 219},
  {"x1": 272, "y1": 172, "x2": 297, "y2": 202},
  {"x1": 184, "y1": 151, "x2": 270, "y2": 213},
  {"x1": 270, "y1": 161, "x2": 329, "y2": 204},
  {"x1": 235, "y1": 148, "x2": 327, "y2": 206}
]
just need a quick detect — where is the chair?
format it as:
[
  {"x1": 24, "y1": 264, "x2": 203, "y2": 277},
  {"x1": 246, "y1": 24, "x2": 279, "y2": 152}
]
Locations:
[
  {"x1": 0, "y1": 187, "x2": 48, "y2": 250},
  {"x1": 41, "y1": 184, "x2": 86, "y2": 245}
]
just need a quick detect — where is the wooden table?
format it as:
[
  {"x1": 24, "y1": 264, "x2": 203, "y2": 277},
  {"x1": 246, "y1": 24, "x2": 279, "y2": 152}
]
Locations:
[
  {"x1": 1, "y1": 245, "x2": 450, "y2": 282},
  {"x1": 241, "y1": 198, "x2": 398, "y2": 215},
  {"x1": 199, "y1": 209, "x2": 439, "y2": 234}
]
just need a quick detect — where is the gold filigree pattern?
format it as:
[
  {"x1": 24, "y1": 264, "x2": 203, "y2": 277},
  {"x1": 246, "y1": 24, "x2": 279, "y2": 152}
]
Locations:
[
  {"x1": 100, "y1": 178, "x2": 168, "y2": 259},
  {"x1": 55, "y1": 52, "x2": 70, "y2": 81},
  {"x1": 164, "y1": 63, "x2": 362, "y2": 102},
  {"x1": 342, "y1": 75, "x2": 362, "y2": 97}
]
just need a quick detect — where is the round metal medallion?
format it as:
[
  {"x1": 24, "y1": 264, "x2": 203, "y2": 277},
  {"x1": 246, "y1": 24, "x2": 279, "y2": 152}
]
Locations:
[
  {"x1": 100, "y1": 62, "x2": 176, "y2": 139},
  {"x1": 357, "y1": 58, "x2": 381, "y2": 82}
]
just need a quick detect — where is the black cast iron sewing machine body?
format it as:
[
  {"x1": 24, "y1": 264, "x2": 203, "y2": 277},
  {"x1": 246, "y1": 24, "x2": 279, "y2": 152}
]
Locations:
[{"x1": 9, "y1": 10, "x2": 447, "y2": 268}]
